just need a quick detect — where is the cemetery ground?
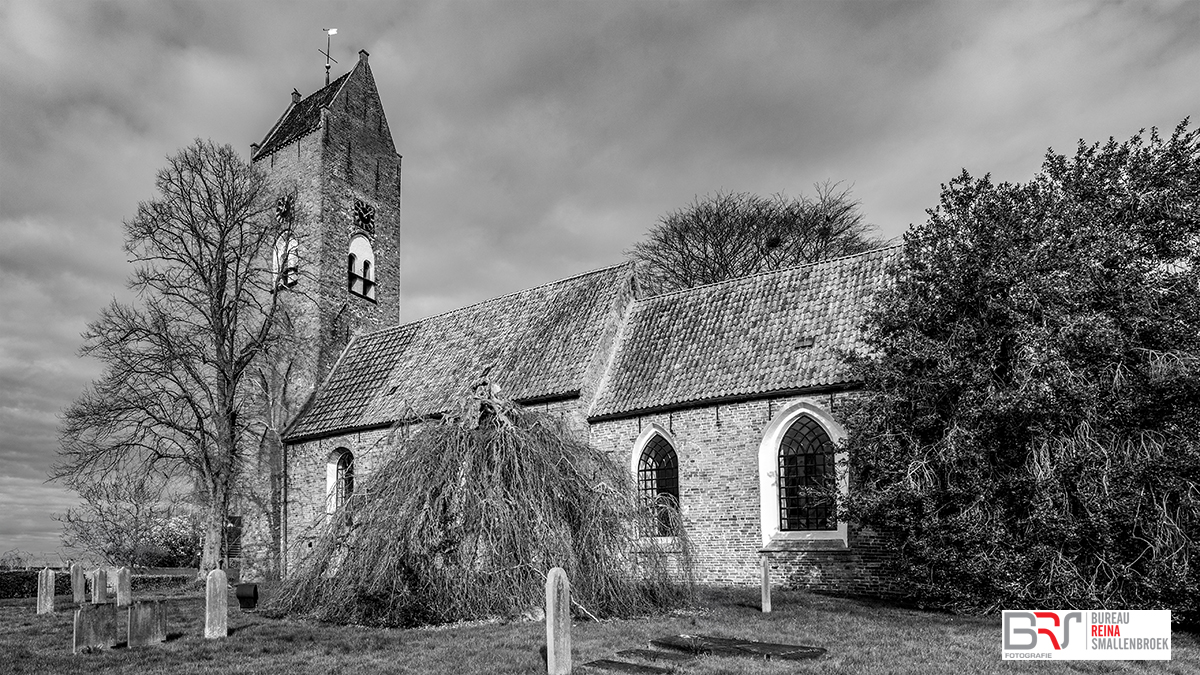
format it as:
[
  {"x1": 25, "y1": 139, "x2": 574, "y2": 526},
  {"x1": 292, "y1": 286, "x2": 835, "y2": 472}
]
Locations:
[{"x1": 2, "y1": 586, "x2": 1197, "y2": 675}]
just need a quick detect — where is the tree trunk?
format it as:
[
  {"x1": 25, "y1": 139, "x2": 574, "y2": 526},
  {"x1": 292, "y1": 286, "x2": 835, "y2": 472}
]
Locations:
[{"x1": 199, "y1": 481, "x2": 229, "y2": 578}]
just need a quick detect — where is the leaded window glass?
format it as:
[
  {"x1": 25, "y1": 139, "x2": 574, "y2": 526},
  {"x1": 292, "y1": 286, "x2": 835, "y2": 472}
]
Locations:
[
  {"x1": 778, "y1": 415, "x2": 836, "y2": 531},
  {"x1": 637, "y1": 435, "x2": 679, "y2": 536},
  {"x1": 335, "y1": 451, "x2": 354, "y2": 509}
]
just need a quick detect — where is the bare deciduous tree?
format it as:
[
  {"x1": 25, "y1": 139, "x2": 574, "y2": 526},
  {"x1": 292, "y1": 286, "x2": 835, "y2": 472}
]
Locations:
[
  {"x1": 55, "y1": 139, "x2": 288, "y2": 577},
  {"x1": 628, "y1": 183, "x2": 881, "y2": 295}
]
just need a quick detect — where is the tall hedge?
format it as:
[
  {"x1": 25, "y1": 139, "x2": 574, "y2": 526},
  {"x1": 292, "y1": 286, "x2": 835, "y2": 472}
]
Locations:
[{"x1": 845, "y1": 121, "x2": 1200, "y2": 619}]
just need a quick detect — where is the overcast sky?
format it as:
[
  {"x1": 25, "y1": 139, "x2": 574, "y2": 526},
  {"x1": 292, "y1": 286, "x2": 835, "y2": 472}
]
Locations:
[{"x1": 1, "y1": 0, "x2": 1196, "y2": 563}]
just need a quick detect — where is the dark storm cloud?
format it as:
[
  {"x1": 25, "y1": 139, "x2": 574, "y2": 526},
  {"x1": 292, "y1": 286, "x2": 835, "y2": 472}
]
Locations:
[{"x1": 1, "y1": 0, "x2": 1197, "y2": 559}]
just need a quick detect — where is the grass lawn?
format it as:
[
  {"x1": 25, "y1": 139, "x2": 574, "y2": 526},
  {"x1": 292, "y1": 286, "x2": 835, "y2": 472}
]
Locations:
[{"x1": 2, "y1": 587, "x2": 1196, "y2": 674}]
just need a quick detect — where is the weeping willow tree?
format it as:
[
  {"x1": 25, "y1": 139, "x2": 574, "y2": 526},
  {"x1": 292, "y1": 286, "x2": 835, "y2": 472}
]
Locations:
[{"x1": 266, "y1": 385, "x2": 694, "y2": 627}]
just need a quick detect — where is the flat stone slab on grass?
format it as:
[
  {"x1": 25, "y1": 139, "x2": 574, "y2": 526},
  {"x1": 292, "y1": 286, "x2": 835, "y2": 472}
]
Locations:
[
  {"x1": 615, "y1": 648, "x2": 696, "y2": 664},
  {"x1": 580, "y1": 659, "x2": 673, "y2": 674},
  {"x1": 651, "y1": 634, "x2": 825, "y2": 661}
]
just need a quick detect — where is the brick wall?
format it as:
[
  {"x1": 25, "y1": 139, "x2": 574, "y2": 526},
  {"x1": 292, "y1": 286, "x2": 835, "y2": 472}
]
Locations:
[
  {"x1": 280, "y1": 398, "x2": 589, "y2": 574},
  {"x1": 589, "y1": 392, "x2": 900, "y2": 596},
  {"x1": 278, "y1": 391, "x2": 899, "y2": 597}
]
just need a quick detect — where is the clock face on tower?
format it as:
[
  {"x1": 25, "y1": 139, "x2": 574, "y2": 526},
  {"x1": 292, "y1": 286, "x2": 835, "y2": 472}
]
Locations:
[{"x1": 353, "y1": 199, "x2": 376, "y2": 233}]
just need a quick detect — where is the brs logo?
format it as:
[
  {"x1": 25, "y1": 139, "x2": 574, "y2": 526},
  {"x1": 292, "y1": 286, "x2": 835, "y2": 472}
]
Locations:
[{"x1": 1004, "y1": 611, "x2": 1083, "y2": 650}]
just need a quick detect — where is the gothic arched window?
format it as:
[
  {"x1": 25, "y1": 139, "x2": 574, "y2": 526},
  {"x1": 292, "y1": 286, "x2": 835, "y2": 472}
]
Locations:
[
  {"x1": 272, "y1": 235, "x2": 299, "y2": 288},
  {"x1": 326, "y1": 448, "x2": 354, "y2": 513},
  {"x1": 348, "y1": 235, "x2": 376, "y2": 301},
  {"x1": 778, "y1": 414, "x2": 836, "y2": 531},
  {"x1": 637, "y1": 434, "x2": 679, "y2": 536}
]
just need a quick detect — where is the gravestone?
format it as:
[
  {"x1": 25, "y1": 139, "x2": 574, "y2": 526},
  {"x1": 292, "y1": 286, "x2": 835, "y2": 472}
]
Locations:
[
  {"x1": 760, "y1": 555, "x2": 772, "y2": 613},
  {"x1": 205, "y1": 569, "x2": 227, "y2": 639},
  {"x1": 115, "y1": 567, "x2": 132, "y2": 606},
  {"x1": 36, "y1": 568, "x2": 55, "y2": 614},
  {"x1": 545, "y1": 567, "x2": 571, "y2": 675},
  {"x1": 73, "y1": 603, "x2": 119, "y2": 654},
  {"x1": 127, "y1": 600, "x2": 167, "y2": 648},
  {"x1": 90, "y1": 568, "x2": 108, "y2": 604},
  {"x1": 71, "y1": 562, "x2": 85, "y2": 604}
]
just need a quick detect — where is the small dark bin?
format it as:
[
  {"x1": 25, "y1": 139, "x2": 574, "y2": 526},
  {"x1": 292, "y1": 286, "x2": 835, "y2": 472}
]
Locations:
[{"x1": 235, "y1": 583, "x2": 258, "y2": 610}]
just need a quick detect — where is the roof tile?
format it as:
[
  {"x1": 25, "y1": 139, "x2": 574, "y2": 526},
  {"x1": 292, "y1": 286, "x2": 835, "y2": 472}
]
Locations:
[
  {"x1": 253, "y1": 71, "x2": 350, "y2": 160},
  {"x1": 588, "y1": 247, "x2": 899, "y2": 419},
  {"x1": 284, "y1": 263, "x2": 634, "y2": 441}
]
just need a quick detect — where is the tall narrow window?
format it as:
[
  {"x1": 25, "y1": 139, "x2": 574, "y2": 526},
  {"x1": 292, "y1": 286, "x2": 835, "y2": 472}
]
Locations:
[
  {"x1": 272, "y1": 236, "x2": 299, "y2": 288},
  {"x1": 336, "y1": 451, "x2": 354, "y2": 508},
  {"x1": 327, "y1": 448, "x2": 354, "y2": 513},
  {"x1": 637, "y1": 435, "x2": 680, "y2": 536},
  {"x1": 778, "y1": 415, "x2": 836, "y2": 531},
  {"x1": 348, "y1": 236, "x2": 376, "y2": 301}
]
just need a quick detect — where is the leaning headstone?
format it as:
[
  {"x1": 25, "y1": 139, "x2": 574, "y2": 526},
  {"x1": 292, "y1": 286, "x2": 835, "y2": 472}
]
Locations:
[
  {"x1": 760, "y1": 555, "x2": 772, "y2": 613},
  {"x1": 205, "y1": 569, "x2": 227, "y2": 639},
  {"x1": 115, "y1": 567, "x2": 132, "y2": 606},
  {"x1": 73, "y1": 603, "x2": 119, "y2": 654},
  {"x1": 127, "y1": 600, "x2": 167, "y2": 648},
  {"x1": 37, "y1": 568, "x2": 55, "y2": 614},
  {"x1": 90, "y1": 568, "x2": 108, "y2": 604},
  {"x1": 545, "y1": 566, "x2": 571, "y2": 675},
  {"x1": 71, "y1": 562, "x2": 85, "y2": 604}
]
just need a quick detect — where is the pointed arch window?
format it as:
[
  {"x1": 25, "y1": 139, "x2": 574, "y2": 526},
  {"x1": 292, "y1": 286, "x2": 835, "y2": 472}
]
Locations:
[
  {"x1": 326, "y1": 448, "x2": 354, "y2": 513},
  {"x1": 778, "y1": 415, "x2": 836, "y2": 531},
  {"x1": 272, "y1": 235, "x2": 299, "y2": 288},
  {"x1": 637, "y1": 434, "x2": 680, "y2": 536},
  {"x1": 348, "y1": 235, "x2": 376, "y2": 301}
]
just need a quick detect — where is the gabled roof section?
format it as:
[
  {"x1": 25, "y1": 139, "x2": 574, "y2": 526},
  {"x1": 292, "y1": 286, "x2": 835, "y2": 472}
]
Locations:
[
  {"x1": 589, "y1": 246, "x2": 899, "y2": 420},
  {"x1": 284, "y1": 263, "x2": 635, "y2": 442},
  {"x1": 252, "y1": 71, "x2": 351, "y2": 161}
]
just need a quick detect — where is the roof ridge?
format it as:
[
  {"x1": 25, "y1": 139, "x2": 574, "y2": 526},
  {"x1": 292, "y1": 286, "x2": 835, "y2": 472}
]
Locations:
[
  {"x1": 354, "y1": 261, "x2": 634, "y2": 340},
  {"x1": 252, "y1": 68, "x2": 356, "y2": 160},
  {"x1": 636, "y1": 244, "x2": 901, "y2": 304}
]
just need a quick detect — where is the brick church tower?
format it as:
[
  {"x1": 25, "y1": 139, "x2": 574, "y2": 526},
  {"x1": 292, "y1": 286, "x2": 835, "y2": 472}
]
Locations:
[
  {"x1": 252, "y1": 49, "x2": 402, "y2": 387},
  {"x1": 237, "y1": 50, "x2": 401, "y2": 580}
]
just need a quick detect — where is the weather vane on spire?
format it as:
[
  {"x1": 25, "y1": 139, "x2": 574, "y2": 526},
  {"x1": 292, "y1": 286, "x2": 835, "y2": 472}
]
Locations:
[{"x1": 320, "y1": 28, "x2": 339, "y2": 86}]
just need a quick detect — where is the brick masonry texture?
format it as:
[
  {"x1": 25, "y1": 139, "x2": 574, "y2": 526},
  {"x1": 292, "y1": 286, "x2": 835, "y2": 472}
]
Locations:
[
  {"x1": 590, "y1": 393, "x2": 900, "y2": 596},
  {"x1": 278, "y1": 391, "x2": 898, "y2": 595},
  {"x1": 280, "y1": 398, "x2": 586, "y2": 573}
]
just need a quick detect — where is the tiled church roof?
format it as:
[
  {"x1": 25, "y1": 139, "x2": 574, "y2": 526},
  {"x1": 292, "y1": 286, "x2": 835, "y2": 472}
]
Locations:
[
  {"x1": 588, "y1": 246, "x2": 900, "y2": 419},
  {"x1": 284, "y1": 263, "x2": 634, "y2": 441},
  {"x1": 253, "y1": 71, "x2": 351, "y2": 160}
]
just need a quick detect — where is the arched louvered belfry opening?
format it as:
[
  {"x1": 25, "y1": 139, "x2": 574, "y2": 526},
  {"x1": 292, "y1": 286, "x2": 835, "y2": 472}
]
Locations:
[
  {"x1": 777, "y1": 414, "x2": 836, "y2": 531},
  {"x1": 637, "y1": 433, "x2": 680, "y2": 537},
  {"x1": 348, "y1": 235, "x2": 376, "y2": 300}
]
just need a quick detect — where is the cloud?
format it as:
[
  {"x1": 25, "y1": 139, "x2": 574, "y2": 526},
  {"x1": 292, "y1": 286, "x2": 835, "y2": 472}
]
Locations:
[{"x1": 0, "y1": 0, "x2": 1197, "y2": 560}]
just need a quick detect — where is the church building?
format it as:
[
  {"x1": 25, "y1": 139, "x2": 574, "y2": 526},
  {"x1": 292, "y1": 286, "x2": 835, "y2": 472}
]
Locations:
[{"x1": 238, "y1": 51, "x2": 900, "y2": 596}]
